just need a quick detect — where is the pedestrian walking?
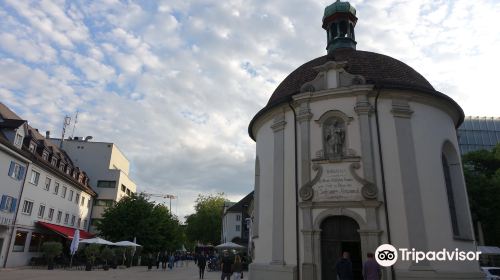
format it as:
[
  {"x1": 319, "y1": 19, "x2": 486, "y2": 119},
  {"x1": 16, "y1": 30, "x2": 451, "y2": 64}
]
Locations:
[
  {"x1": 156, "y1": 251, "x2": 161, "y2": 269},
  {"x1": 220, "y1": 250, "x2": 233, "y2": 280},
  {"x1": 197, "y1": 252, "x2": 207, "y2": 279},
  {"x1": 232, "y1": 255, "x2": 243, "y2": 280},
  {"x1": 336, "y1": 252, "x2": 353, "y2": 280},
  {"x1": 169, "y1": 254, "x2": 175, "y2": 270},
  {"x1": 363, "y1": 253, "x2": 381, "y2": 280},
  {"x1": 161, "y1": 251, "x2": 167, "y2": 270}
]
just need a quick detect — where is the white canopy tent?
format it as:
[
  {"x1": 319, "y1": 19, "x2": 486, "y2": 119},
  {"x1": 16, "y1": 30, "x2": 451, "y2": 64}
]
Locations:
[{"x1": 79, "y1": 237, "x2": 115, "y2": 246}]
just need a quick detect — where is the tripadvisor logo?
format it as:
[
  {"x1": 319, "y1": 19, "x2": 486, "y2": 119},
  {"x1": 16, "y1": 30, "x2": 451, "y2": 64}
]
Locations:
[{"x1": 374, "y1": 244, "x2": 481, "y2": 267}]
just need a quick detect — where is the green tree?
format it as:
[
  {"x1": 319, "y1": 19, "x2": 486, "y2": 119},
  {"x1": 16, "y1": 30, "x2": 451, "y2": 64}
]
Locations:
[
  {"x1": 463, "y1": 143, "x2": 500, "y2": 246},
  {"x1": 185, "y1": 193, "x2": 227, "y2": 245},
  {"x1": 97, "y1": 193, "x2": 182, "y2": 252}
]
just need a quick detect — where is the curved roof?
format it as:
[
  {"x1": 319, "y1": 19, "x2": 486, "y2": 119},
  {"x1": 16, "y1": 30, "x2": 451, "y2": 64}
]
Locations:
[{"x1": 248, "y1": 49, "x2": 464, "y2": 139}]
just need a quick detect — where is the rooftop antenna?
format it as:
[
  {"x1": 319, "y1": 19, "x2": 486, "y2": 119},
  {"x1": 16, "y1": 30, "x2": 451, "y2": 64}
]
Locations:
[
  {"x1": 60, "y1": 115, "x2": 71, "y2": 148},
  {"x1": 70, "y1": 111, "x2": 79, "y2": 139}
]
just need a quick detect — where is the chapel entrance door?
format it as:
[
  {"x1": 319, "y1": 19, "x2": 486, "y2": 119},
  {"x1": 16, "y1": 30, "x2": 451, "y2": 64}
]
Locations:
[{"x1": 321, "y1": 216, "x2": 362, "y2": 280}]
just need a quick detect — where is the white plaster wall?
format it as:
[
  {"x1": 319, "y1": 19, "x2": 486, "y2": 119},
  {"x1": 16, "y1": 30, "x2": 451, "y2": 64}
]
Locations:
[
  {"x1": 223, "y1": 212, "x2": 241, "y2": 243},
  {"x1": 409, "y1": 101, "x2": 478, "y2": 272},
  {"x1": 376, "y1": 97, "x2": 412, "y2": 271},
  {"x1": 0, "y1": 145, "x2": 29, "y2": 267},
  {"x1": 253, "y1": 115, "x2": 275, "y2": 263}
]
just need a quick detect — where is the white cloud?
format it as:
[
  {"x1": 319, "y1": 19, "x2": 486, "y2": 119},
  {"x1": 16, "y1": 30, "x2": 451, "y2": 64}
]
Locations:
[{"x1": 0, "y1": 0, "x2": 498, "y2": 221}]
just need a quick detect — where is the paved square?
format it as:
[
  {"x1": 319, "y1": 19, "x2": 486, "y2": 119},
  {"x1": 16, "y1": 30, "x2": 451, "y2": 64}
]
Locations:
[{"x1": 0, "y1": 262, "x2": 235, "y2": 280}]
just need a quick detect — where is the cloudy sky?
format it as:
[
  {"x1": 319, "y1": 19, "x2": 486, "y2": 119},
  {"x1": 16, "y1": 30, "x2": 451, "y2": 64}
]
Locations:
[{"x1": 1, "y1": 0, "x2": 499, "y2": 220}]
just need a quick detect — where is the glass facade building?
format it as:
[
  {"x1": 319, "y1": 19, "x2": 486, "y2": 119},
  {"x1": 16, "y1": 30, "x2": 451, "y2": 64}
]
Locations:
[{"x1": 458, "y1": 117, "x2": 500, "y2": 154}]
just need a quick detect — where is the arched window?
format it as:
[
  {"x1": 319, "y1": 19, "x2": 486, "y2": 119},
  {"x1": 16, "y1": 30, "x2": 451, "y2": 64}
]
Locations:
[
  {"x1": 330, "y1": 22, "x2": 338, "y2": 39},
  {"x1": 442, "y1": 154, "x2": 459, "y2": 236},
  {"x1": 441, "y1": 141, "x2": 474, "y2": 239},
  {"x1": 339, "y1": 21, "x2": 348, "y2": 38}
]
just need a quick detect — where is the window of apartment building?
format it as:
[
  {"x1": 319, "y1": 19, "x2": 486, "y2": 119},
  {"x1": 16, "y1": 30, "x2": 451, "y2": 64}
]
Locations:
[
  {"x1": 83, "y1": 219, "x2": 88, "y2": 229},
  {"x1": 68, "y1": 190, "x2": 73, "y2": 202},
  {"x1": 96, "y1": 199, "x2": 114, "y2": 207},
  {"x1": 236, "y1": 215, "x2": 241, "y2": 221},
  {"x1": 29, "y1": 232, "x2": 44, "y2": 252},
  {"x1": 56, "y1": 211, "x2": 62, "y2": 223},
  {"x1": 236, "y1": 225, "x2": 241, "y2": 232},
  {"x1": 70, "y1": 215, "x2": 75, "y2": 226},
  {"x1": 44, "y1": 177, "x2": 51, "y2": 191},
  {"x1": 13, "y1": 231, "x2": 28, "y2": 252},
  {"x1": 121, "y1": 184, "x2": 126, "y2": 192},
  {"x1": 81, "y1": 196, "x2": 85, "y2": 206},
  {"x1": 75, "y1": 193, "x2": 80, "y2": 205},
  {"x1": 77, "y1": 218, "x2": 81, "y2": 228},
  {"x1": 61, "y1": 186, "x2": 67, "y2": 198},
  {"x1": 64, "y1": 213, "x2": 69, "y2": 224},
  {"x1": 59, "y1": 163, "x2": 65, "y2": 172},
  {"x1": 51, "y1": 157, "x2": 57, "y2": 166},
  {"x1": 21, "y1": 200, "x2": 34, "y2": 215},
  {"x1": 87, "y1": 198, "x2": 91, "y2": 208},
  {"x1": 0, "y1": 195, "x2": 17, "y2": 213},
  {"x1": 8, "y1": 161, "x2": 25, "y2": 180},
  {"x1": 126, "y1": 189, "x2": 131, "y2": 196},
  {"x1": 37, "y1": 204, "x2": 45, "y2": 218},
  {"x1": 29, "y1": 170, "x2": 40, "y2": 185},
  {"x1": 42, "y1": 151, "x2": 49, "y2": 161},
  {"x1": 48, "y1": 208, "x2": 54, "y2": 221},
  {"x1": 29, "y1": 143, "x2": 36, "y2": 153},
  {"x1": 53, "y1": 182, "x2": 59, "y2": 195},
  {"x1": 66, "y1": 167, "x2": 71, "y2": 175},
  {"x1": 14, "y1": 133, "x2": 23, "y2": 147},
  {"x1": 97, "y1": 180, "x2": 116, "y2": 188}
]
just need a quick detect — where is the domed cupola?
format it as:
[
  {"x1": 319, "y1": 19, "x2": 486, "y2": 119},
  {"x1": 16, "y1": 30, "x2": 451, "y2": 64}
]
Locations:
[{"x1": 323, "y1": 0, "x2": 357, "y2": 54}]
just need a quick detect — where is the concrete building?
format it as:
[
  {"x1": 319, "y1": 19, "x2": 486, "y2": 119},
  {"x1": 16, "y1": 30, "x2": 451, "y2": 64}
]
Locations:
[
  {"x1": 221, "y1": 192, "x2": 253, "y2": 245},
  {"x1": 248, "y1": 2, "x2": 482, "y2": 280},
  {"x1": 50, "y1": 138, "x2": 137, "y2": 232},
  {"x1": 458, "y1": 117, "x2": 500, "y2": 154},
  {"x1": 0, "y1": 103, "x2": 96, "y2": 267}
]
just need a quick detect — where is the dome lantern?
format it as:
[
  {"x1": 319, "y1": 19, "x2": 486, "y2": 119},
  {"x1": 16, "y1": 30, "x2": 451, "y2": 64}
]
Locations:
[{"x1": 323, "y1": 0, "x2": 358, "y2": 54}]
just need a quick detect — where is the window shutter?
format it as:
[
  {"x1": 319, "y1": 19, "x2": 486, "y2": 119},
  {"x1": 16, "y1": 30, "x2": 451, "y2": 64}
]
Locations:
[
  {"x1": 10, "y1": 198, "x2": 17, "y2": 213},
  {"x1": 0, "y1": 195, "x2": 6, "y2": 210},
  {"x1": 8, "y1": 162, "x2": 15, "y2": 176},
  {"x1": 18, "y1": 165, "x2": 25, "y2": 180}
]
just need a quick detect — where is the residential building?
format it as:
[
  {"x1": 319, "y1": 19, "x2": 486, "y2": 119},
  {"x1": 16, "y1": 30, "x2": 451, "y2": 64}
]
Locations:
[
  {"x1": 221, "y1": 192, "x2": 253, "y2": 245},
  {"x1": 0, "y1": 103, "x2": 96, "y2": 267},
  {"x1": 458, "y1": 116, "x2": 500, "y2": 154},
  {"x1": 50, "y1": 137, "x2": 137, "y2": 232}
]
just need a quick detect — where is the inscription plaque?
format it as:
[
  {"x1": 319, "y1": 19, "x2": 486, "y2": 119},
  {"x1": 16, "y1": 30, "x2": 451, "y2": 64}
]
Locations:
[{"x1": 313, "y1": 163, "x2": 363, "y2": 201}]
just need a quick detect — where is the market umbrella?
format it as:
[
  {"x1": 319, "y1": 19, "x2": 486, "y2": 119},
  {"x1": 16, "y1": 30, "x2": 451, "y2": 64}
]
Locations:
[
  {"x1": 114, "y1": 240, "x2": 141, "y2": 247},
  {"x1": 215, "y1": 242, "x2": 245, "y2": 249},
  {"x1": 69, "y1": 229, "x2": 80, "y2": 268},
  {"x1": 79, "y1": 237, "x2": 115, "y2": 246}
]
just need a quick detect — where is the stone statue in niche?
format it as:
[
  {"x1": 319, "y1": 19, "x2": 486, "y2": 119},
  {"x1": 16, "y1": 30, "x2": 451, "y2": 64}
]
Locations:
[{"x1": 324, "y1": 118, "x2": 345, "y2": 159}]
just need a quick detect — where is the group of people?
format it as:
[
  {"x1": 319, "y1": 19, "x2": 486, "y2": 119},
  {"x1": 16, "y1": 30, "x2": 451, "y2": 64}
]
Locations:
[
  {"x1": 195, "y1": 250, "x2": 244, "y2": 280},
  {"x1": 336, "y1": 252, "x2": 381, "y2": 280},
  {"x1": 148, "y1": 251, "x2": 192, "y2": 270}
]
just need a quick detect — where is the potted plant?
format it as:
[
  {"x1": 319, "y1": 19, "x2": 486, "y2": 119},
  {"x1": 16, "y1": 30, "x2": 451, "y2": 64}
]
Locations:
[
  {"x1": 41, "y1": 242, "x2": 62, "y2": 270},
  {"x1": 84, "y1": 244, "x2": 101, "y2": 271},
  {"x1": 101, "y1": 247, "x2": 114, "y2": 271}
]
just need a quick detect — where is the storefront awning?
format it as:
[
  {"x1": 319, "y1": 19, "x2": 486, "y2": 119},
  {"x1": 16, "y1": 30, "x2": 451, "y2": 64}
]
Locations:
[{"x1": 37, "y1": 221, "x2": 94, "y2": 240}]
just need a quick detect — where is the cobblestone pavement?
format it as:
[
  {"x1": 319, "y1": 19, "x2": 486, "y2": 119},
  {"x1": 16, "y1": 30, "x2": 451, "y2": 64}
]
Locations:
[{"x1": 0, "y1": 262, "x2": 233, "y2": 280}]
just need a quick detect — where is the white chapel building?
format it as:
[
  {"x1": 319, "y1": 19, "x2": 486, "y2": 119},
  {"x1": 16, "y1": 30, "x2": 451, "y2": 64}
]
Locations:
[{"x1": 248, "y1": 1, "x2": 483, "y2": 280}]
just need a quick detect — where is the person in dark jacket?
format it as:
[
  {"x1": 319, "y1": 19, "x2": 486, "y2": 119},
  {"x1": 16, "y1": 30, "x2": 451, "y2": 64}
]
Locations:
[
  {"x1": 363, "y1": 253, "x2": 381, "y2": 280},
  {"x1": 197, "y1": 252, "x2": 207, "y2": 279},
  {"x1": 336, "y1": 252, "x2": 353, "y2": 280}
]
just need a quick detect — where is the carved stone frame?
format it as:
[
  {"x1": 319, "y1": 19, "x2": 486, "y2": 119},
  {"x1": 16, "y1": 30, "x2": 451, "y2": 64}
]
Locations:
[{"x1": 315, "y1": 110, "x2": 354, "y2": 160}]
